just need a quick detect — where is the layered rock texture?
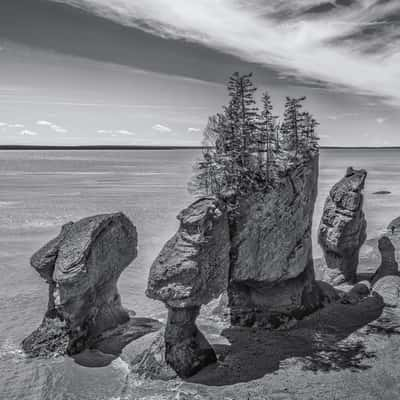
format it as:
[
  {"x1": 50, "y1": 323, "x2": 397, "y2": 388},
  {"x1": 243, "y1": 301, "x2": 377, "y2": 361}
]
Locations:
[
  {"x1": 369, "y1": 236, "x2": 400, "y2": 332},
  {"x1": 22, "y1": 213, "x2": 137, "y2": 356},
  {"x1": 228, "y1": 154, "x2": 321, "y2": 327},
  {"x1": 146, "y1": 197, "x2": 230, "y2": 377},
  {"x1": 318, "y1": 167, "x2": 367, "y2": 284},
  {"x1": 371, "y1": 236, "x2": 399, "y2": 285}
]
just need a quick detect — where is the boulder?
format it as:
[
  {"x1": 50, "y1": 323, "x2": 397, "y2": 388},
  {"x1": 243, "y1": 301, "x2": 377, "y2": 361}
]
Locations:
[
  {"x1": 228, "y1": 154, "x2": 321, "y2": 327},
  {"x1": 371, "y1": 236, "x2": 399, "y2": 285},
  {"x1": 146, "y1": 197, "x2": 230, "y2": 377},
  {"x1": 369, "y1": 275, "x2": 400, "y2": 333},
  {"x1": 22, "y1": 212, "x2": 137, "y2": 356},
  {"x1": 318, "y1": 167, "x2": 367, "y2": 284}
]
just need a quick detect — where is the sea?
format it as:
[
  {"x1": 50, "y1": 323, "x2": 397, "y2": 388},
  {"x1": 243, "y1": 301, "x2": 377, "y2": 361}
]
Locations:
[{"x1": 0, "y1": 148, "x2": 399, "y2": 400}]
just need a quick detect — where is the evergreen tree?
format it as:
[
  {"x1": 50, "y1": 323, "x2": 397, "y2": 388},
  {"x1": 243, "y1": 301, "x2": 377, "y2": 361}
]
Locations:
[
  {"x1": 189, "y1": 72, "x2": 319, "y2": 201},
  {"x1": 259, "y1": 91, "x2": 277, "y2": 182},
  {"x1": 281, "y1": 96, "x2": 306, "y2": 156}
]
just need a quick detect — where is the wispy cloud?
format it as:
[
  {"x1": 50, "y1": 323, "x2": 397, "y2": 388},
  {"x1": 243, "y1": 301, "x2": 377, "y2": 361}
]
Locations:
[
  {"x1": 188, "y1": 127, "x2": 201, "y2": 133},
  {"x1": 152, "y1": 124, "x2": 172, "y2": 133},
  {"x1": 20, "y1": 130, "x2": 38, "y2": 136},
  {"x1": 37, "y1": 120, "x2": 68, "y2": 133},
  {"x1": 52, "y1": 0, "x2": 400, "y2": 106},
  {"x1": 97, "y1": 129, "x2": 136, "y2": 136},
  {"x1": 116, "y1": 129, "x2": 136, "y2": 136},
  {"x1": 376, "y1": 117, "x2": 386, "y2": 124},
  {"x1": 327, "y1": 112, "x2": 359, "y2": 120}
]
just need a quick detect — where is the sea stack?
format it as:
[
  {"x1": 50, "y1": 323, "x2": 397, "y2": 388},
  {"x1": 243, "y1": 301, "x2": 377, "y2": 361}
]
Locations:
[
  {"x1": 371, "y1": 236, "x2": 399, "y2": 285},
  {"x1": 22, "y1": 213, "x2": 137, "y2": 356},
  {"x1": 228, "y1": 154, "x2": 321, "y2": 327},
  {"x1": 146, "y1": 197, "x2": 230, "y2": 378},
  {"x1": 318, "y1": 167, "x2": 367, "y2": 284}
]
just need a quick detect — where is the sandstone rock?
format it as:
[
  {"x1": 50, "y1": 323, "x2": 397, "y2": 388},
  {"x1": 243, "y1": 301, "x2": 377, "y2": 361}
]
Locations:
[
  {"x1": 23, "y1": 212, "x2": 137, "y2": 356},
  {"x1": 341, "y1": 281, "x2": 371, "y2": 305},
  {"x1": 146, "y1": 197, "x2": 230, "y2": 377},
  {"x1": 228, "y1": 155, "x2": 321, "y2": 327},
  {"x1": 147, "y1": 197, "x2": 230, "y2": 308},
  {"x1": 133, "y1": 331, "x2": 178, "y2": 381},
  {"x1": 318, "y1": 167, "x2": 367, "y2": 284},
  {"x1": 369, "y1": 275, "x2": 400, "y2": 333},
  {"x1": 315, "y1": 280, "x2": 340, "y2": 306},
  {"x1": 371, "y1": 236, "x2": 399, "y2": 285}
]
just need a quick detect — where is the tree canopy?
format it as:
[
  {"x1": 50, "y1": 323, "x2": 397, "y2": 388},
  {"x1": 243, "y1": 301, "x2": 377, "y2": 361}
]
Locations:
[{"x1": 189, "y1": 72, "x2": 319, "y2": 203}]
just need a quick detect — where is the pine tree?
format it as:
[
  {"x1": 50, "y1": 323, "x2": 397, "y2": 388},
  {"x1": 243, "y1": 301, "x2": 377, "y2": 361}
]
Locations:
[
  {"x1": 281, "y1": 96, "x2": 306, "y2": 156},
  {"x1": 259, "y1": 91, "x2": 277, "y2": 183}
]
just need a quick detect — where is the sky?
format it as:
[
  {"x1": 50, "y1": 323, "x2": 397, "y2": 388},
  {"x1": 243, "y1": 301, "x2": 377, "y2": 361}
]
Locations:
[{"x1": 0, "y1": 0, "x2": 399, "y2": 146}]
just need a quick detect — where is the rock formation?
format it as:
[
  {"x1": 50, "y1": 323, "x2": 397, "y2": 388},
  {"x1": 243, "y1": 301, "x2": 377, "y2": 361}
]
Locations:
[
  {"x1": 371, "y1": 236, "x2": 399, "y2": 285},
  {"x1": 22, "y1": 212, "x2": 137, "y2": 356},
  {"x1": 228, "y1": 154, "x2": 321, "y2": 327},
  {"x1": 318, "y1": 167, "x2": 367, "y2": 284},
  {"x1": 370, "y1": 275, "x2": 400, "y2": 333},
  {"x1": 146, "y1": 197, "x2": 230, "y2": 377}
]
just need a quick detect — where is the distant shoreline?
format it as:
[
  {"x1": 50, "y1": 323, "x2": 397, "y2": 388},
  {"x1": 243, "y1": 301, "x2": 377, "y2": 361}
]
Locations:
[{"x1": 0, "y1": 145, "x2": 399, "y2": 150}]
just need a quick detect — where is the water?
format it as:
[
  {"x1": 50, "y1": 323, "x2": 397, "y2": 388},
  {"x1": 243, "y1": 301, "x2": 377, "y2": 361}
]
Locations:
[{"x1": 0, "y1": 148, "x2": 399, "y2": 400}]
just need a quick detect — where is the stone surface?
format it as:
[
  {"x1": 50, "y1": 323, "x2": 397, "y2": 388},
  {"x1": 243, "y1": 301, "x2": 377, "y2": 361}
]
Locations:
[
  {"x1": 228, "y1": 154, "x2": 321, "y2": 327},
  {"x1": 146, "y1": 197, "x2": 230, "y2": 377},
  {"x1": 23, "y1": 212, "x2": 137, "y2": 356},
  {"x1": 369, "y1": 275, "x2": 400, "y2": 333},
  {"x1": 318, "y1": 167, "x2": 367, "y2": 284},
  {"x1": 147, "y1": 197, "x2": 230, "y2": 308},
  {"x1": 133, "y1": 330, "x2": 178, "y2": 381},
  {"x1": 371, "y1": 236, "x2": 399, "y2": 285}
]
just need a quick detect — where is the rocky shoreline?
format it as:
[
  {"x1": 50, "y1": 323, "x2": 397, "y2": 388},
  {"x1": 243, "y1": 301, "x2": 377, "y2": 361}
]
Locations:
[{"x1": 22, "y1": 151, "x2": 400, "y2": 394}]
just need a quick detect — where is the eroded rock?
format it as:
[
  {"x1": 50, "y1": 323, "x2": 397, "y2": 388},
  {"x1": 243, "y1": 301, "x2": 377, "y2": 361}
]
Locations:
[
  {"x1": 369, "y1": 275, "x2": 400, "y2": 333},
  {"x1": 318, "y1": 167, "x2": 367, "y2": 284},
  {"x1": 228, "y1": 155, "x2": 321, "y2": 327},
  {"x1": 371, "y1": 236, "x2": 399, "y2": 285},
  {"x1": 146, "y1": 197, "x2": 230, "y2": 377},
  {"x1": 23, "y1": 212, "x2": 137, "y2": 356}
]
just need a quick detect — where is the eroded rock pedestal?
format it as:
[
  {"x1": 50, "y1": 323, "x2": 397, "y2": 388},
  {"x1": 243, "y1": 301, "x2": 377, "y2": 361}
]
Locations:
[
  {"x1": 145, "y1": 197, "x2": 230, "y2": 377},
  {"x1": 318, "y1": 167, "x2": 367, "y2": 284},
  {"x1": 22, "y1": 212, "x2": 137, "y2": 356},
  {"x1": 228, "y1": 155, "x2": 321, "y2": 327}
]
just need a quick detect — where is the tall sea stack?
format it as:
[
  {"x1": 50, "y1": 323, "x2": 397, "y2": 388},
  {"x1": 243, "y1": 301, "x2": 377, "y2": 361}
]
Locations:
[
  {"x1": 146, "y1": 197, "x2": 231, "y2": 377},
  {"x1": 228, "y1": 154, "x2": 321, "y2": 327},
  {"x1": 318, "y1": 167, "x2": 367, "y2": 284}
]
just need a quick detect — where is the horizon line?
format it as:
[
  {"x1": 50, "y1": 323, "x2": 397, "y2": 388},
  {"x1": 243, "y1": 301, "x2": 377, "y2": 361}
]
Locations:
[{"x1": 0, "y1": 145, "x2": 400, "y2": 150}]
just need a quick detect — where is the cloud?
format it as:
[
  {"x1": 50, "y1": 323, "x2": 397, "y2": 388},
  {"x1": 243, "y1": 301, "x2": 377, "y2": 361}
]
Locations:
[
  {"x1": 20, "y1": 130, "x2": 38, "y2": 136},
  {"x1": 327, "y1": 113, "x2": 359, "y2": 120},
  {"x1": 7, "y1": 123, "x2": 24, "y2": 128},
  {"x1": 36, "y1": 120, "x2": 68, "y2": 133},
  {"x1": 116, "y1": 129, "x2": 136, "y2": 136},
  {"x1": 188, "y1": 127, "x2": 201, "y2": 133},
  {"x1": 52, "y1": 0, "x2": 400, "y2": 106},
  {"x1": 376, "y1": 117, "x2": 386, "y2": 124},
  {"x1": 152, "y1": 124, "x2": 172, "y2": 133},
  {"x1": 97, "y1": 129, "x2": 136, "y2": 136}
]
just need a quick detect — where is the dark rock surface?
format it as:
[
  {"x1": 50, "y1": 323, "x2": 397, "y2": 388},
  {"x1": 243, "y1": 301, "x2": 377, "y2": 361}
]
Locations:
[
  {"x1": 228, "y1": 155, "x2": 321, "y2": 327},
  {"x1": 369, "y1": 275, "x2": 400, "y2": 333},
  {"x1": 318, "y1": 167, "x2": 367, "y2": 284},
  {"x1": 371, "y1": 236, "x2": 399, "y2": 285},
  {"x1": 146, "y1": 197, "x2": 230, "y2": 377},
  {"x1": 22, "y1": 212, "x2": 139, "y2": 357}
]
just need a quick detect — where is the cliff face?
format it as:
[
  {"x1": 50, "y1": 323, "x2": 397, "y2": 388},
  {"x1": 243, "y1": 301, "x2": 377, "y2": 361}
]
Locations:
[
  {"x1": 22, "y1": 212, "x2": 137, "y2": 356},
  {"x1": 146, "y1": 197, "x2": 230, "y2": 378},
  {"x1": 318, "y1": 167, "x2": 367, "y2": 284},
  {"x1": 228, "y1": 154, "x2": 321, "y2": 327}
]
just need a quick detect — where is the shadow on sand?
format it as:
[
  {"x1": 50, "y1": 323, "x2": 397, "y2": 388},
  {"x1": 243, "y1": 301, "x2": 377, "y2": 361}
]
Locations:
[
  {"x1": 72, "y1": 317, "x2": 162, "y2": 368},
  {"x1": 188, "y1": 296, "x2": 384, "y2": 386}
]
